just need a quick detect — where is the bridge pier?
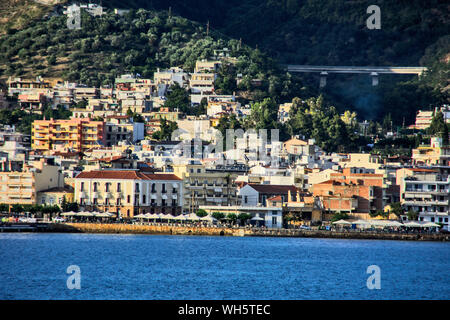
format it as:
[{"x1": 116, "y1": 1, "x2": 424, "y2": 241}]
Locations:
[
  {"x1": 319, "y1": 72, "x2": 328, "y2": 88},
  {"x1": 371, "y1": 72, "x2": 379, "y2": 86}
]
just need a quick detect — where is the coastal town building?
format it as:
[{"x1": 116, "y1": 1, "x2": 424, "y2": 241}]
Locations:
[
  {"x1": 173, "y1": 161, "x2": 240, "y2": 213},
  {"x1": 74, "y1": 170, "x2": 183, "y2": 218},
  {"x1": 397, "y1": 167, "x2": 449, "y2": 228},
  {"x1": 0, "y1": 158, "x2": 63, "y2": 206},
  {"x1": 32, "y1": 117, "x2": 106, "y2": 153}
]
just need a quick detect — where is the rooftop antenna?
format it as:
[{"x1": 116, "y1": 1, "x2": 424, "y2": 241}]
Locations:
[{"x1": 206, "y1": 20, "x2": 209, "y2": 36}]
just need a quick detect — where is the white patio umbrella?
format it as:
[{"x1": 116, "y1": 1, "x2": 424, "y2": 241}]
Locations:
[
  {"x1": 77, "y1": 211, "x2": 95, "y2": 217},
  {"x1": 386, "y1": 221, "x2": 403, "y2": 227},
  {"x1": 332, "y1": 219, "x2": 351, "y2": 225},
  {"x1": 403, "y1": 221, "x2": 422, "y2": 227},
  {"x1": 103, "y1": 212, "x2": 116, "y2": 218},
  {"x1": 251, "y1": 214, "x2": 265, "y2": 221},
  {"x1": 147, "y1": 213, "x2": 159, "y2": 220},
  {"x1": 134, "y1": 213, "x2": 147, "y2": 219},
  {"x1": 185, "y1": 213, "x2": 200, "y2": 221},
  {"x1": 164, "y1": 214, "x2": 177, "y2": 220},
  {"x1": 200, "y1": 215, "x2": 217, "y2": 222},
  {"x1": 174, "y1": 215, "x2": 187, "y2": 221},
  {"x1": 422, "y1": 222, "x2": 440, "y2": 227},
  {"x1": 61, "y1": 211, "x2": 77, "y2": 216}
]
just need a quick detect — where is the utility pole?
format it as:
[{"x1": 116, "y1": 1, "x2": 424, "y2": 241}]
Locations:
[
  {"x1": 206, "y1": 20, "x2": 210, "y2": 36},
  {"x1": 168, "y1": 6, "x2": 172, "y2": 18}
]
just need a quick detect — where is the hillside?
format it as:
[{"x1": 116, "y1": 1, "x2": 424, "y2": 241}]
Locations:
[
  {"x1": 0, "y1": 0, "x2": 66, "y2": 35},
  {"x1": 0, "y1": 8, "x2": 314, "y2": 103},
  {"x1": 100, "y1": 0, "x2": 449, "y2": 123},
  {"x1": 0, "y1": 1, "x2": 448, "y2": 124}
]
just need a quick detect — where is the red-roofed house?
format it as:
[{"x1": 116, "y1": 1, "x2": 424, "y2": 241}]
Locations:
[{"x1": 74, "y1": 170, "x2": 183, "y2": 218}]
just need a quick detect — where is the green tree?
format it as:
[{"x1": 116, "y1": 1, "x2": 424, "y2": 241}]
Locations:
[
  {"x1": 211, "y1": 212, "x2": 225, "y2": 220},
  {"x1": 331, "y1": 212, "x2": 349, "y2": 222},
  {"x1": 196, "y1": 209, "x2": 208, "y2": 217},
  {"x1": 152, "y1": 118, "x2": 178, "y2": 141},
  {"x1": 227, "y1": 213, "x2": 238, "y2": 224},
  {"x1": 389, "y1": 202, "x2": 404, "y2": 217},
  {"x1": 407, "y1": 209, "x2": 418, "y2": 221},
  {"x1": 237, "y1": 213, "x2": 252, "y2": 225},
  {"x1": 163, "y1": 83, "x2": 190, "y2": 113}
]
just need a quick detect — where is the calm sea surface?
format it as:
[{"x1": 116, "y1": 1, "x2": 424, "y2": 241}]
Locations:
[{"x1": 0, "y1": 233, "x2": 449, "y2": 300}]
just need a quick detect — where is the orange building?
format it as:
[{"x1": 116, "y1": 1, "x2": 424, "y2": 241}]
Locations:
[
  {"x1": 32, "y1": 117, "x2": 105, "y2": 153},
  {"x1": 312, "y1": 168, "x2": 386, "y2": 214}
]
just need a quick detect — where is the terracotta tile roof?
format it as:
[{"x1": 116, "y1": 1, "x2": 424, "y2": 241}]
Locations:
[
  {"x1": 267, "y1": 195, "x2": 283, "y2": 201},
  {"x1": 407, "y1": 168, "x2": 438, "y2": 173},
  {"x1": 95, "y1": 155, "x2": 126, "y2": 162},
  {"x1": 75, "y1": 170, "x2": 182, "y2": 181}
]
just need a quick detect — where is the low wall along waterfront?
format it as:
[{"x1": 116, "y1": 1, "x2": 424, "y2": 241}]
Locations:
[{"x1": 46, "y1": 223, "x2": 450, "y2": 242}]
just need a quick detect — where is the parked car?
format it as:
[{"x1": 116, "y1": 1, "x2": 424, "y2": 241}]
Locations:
[
  {"x1": 53, "y1": 217, "x2": 65, "y2": 223},
  {"x1": 300, "y1": 225, "x2": 311, "y2": 230}
]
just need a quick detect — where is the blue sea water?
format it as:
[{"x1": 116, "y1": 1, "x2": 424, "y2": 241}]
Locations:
[{"x1": 0, "y1": 233, "x2": 448, "y2": 300}]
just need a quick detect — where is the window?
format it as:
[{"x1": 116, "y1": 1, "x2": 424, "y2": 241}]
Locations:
[
  {"x1": 105, "y1": 198, "x2": 109, "y2": 206},
  {"x1": 272, "y1": 217, "x2": 277, "y2": 225},
  {"x1": 81, "y1": 182, "x2": 84, "y2": 191},
  {"x1": 143, "y1": 195, "x2": 146, "y2": 204},
  {"x1": 116, "y1": 198, "x2": 121, "y2": 206},
  {"x1": 135, "y1": 183, "x2": 140, "y2": 192},
  {"x1": 162, "y1": 183, "x2": 166, "y2": 193},
  {"x1": 127, "y1": 195, "x2": 131, "y2": 203},
  {"x1": 244, "y1": 196, "x2": 248, "y2": 204},
  {"x1": 93, "y1": 182, "x2": 98, "y2": 192},
  {"x1": 151, "y1": 183, "x2": 156, "y2": 193},
  {"x1": 93, "y1": 198, "x2": 97, "y2": 205},
  {"x1": 105, "y1": 183, "x2": 110, "y2": 192},
  {"x1": 117, "y1": 183, "x2": 121, "y2": 192}
]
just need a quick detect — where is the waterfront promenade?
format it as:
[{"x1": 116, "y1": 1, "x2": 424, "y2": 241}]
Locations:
[{"x1": 44, "y1": 222, "x2": 449, "y2": 242}]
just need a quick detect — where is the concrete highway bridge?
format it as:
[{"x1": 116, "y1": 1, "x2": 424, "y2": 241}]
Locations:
[{"x1": 286, "y1": 65, "x2": 428, "y2": 87}]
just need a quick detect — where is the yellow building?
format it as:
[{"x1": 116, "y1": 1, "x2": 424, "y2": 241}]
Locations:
[
  {"x1": 74, "y1": 170, "x2": 183, "y2": 218},
  {"x1": 0, "y1": 159, "x2": 63, "y2": 206},
  {"x1": 412, "y1": 137, "x2": 450, "y2": 166},
  {"x1": 37, "y1": 186, "x2": 74, "y2": 207}
]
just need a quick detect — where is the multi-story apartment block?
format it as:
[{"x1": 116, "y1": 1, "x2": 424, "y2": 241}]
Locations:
[
  {"x1": 7, "y1": 77, "x2": 50, "y2": 96},
  {"x1": 412, "y1": 137, "x2": 450, "y2": 166},
  {"x1": 173, "y1": 161, "x2": 240, "y2": 213},
  {"x1": 74, "y1": 170, "x2": 183, "y2": 218},
  {"x1": 195, "y1": 60, "x2": 221, "y2": 73},
  {"x1": 153, "y1": 67, "x2": 189, "y2": 87},
  {"x1": 0, "y1": 158, "x2": 63, "y2": 206},
  {"x1": 32, "y1": 118, "x2": 105, "y2": 153},
  {"x1": 397, "y1": 167, "x2": 449, "y2": 228},
  {"x1": 189, "y1": 73, "x2": 216, "y2": 94},
  {"x1": 105, "y1": 116, "x2": 145, "y2": 147}
]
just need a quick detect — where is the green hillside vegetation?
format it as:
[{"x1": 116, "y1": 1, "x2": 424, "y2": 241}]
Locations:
[
  {"x1": 0, "y1": 8, "x2": 314, "y2": 105},
  {"x1": 99, "y1": 0, "x2": 449, "y2": 124}
]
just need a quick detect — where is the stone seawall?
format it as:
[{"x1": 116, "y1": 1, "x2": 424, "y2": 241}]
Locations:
[{"x1": 48, "y1": 223, "x2": 449, "y2": 241}]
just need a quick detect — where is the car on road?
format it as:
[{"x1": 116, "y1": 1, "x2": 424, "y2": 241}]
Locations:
[
  {"x1": 53, "y1": 217, "x2": 65, "y2": 223},
  {"x1": 299, "y1": 225, "x2": 311, "y2": 230}
]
